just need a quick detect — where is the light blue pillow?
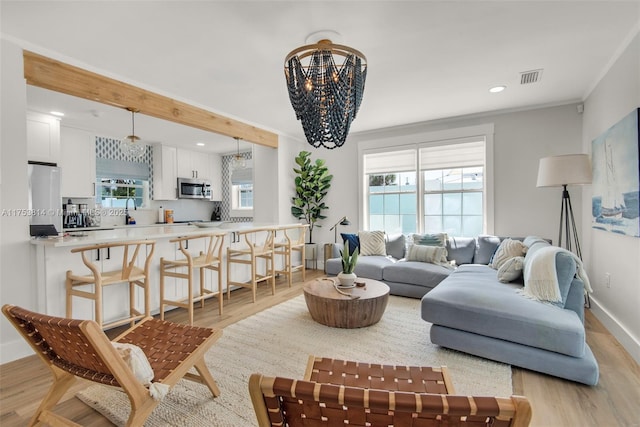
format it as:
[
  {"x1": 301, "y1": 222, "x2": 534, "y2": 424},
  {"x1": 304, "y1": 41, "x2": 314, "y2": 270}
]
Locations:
[
  {"x1": 385, "y1": 234, "x2": 406, "y2": 260},
  {"x1": 475, "y1": 235, "x2": 501, "y2": 265}
]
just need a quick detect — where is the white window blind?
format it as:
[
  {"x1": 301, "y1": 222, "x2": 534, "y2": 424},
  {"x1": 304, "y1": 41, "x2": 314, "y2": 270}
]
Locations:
[
  {"x1": 364, "y1": 149, "x2": 416, "y2": 174},
  {"x1": 419, "y1": 139, "x2": 485, "y2": 170}
]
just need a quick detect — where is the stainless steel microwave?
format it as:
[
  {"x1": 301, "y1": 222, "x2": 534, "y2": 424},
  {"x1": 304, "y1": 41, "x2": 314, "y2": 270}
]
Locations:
[{"x1": 177, "y1": 177, "x2": 212, "y2": 199}]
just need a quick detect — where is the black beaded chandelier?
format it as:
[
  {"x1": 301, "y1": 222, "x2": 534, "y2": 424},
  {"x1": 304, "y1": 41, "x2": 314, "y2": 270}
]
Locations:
[{"x1": 284, "y1": 39, "x2": 367, "y2": 149}]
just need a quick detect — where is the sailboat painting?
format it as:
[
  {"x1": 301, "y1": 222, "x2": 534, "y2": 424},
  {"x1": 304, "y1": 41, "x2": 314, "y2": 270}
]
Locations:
[{"x1": 592, "y1": 108, "x2": 640, "y2": 237}]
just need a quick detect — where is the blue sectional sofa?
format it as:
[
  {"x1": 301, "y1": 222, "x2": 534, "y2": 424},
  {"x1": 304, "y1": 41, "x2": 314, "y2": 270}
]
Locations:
[
  {"x1": 326, "y1": 234, "x2": 599, "y2": 385},
  {"x1": 325, "y1": 234, "x2": 501, "y2": 298}
]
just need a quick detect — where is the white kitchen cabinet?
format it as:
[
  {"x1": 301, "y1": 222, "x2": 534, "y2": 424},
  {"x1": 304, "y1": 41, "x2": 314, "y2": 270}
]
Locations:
[
  {"x1": 59, "y1": 126, "x2": 96, "y2": 198},
  {"x1": 177, "y1": 148, "x2": 214, "y2": 180},
  {"x1": 27, "y1": 112, "x2": 60, "y2": 164},
  {"x1": 152, "y1": 144, "x2": 178, "y2": 200}
]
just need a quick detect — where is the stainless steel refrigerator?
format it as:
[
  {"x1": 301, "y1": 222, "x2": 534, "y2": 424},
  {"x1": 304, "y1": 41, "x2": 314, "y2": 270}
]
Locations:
[{"x1": 28, "y1": 163, "x2": 62, "y2": 232}]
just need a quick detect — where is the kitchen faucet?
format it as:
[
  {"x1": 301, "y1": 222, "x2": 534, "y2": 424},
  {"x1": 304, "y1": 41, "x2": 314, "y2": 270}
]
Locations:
[{"x1": 125, "y1": 198, "x2": 136, "y2": 225}]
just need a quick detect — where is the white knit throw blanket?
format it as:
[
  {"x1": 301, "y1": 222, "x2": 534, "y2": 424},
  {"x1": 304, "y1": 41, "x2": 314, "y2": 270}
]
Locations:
[{"x1": 521, "y1": 246, "x2": 592, "y2": 303}]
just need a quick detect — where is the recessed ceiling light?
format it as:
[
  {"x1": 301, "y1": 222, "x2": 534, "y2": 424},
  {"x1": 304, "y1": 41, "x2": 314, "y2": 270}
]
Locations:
[
  {"x1": 489, "y1": 85, "x2": 506, "y2": 93},
  {"x1": 196, "y1": 142, "x2": 205, "y2": 147},
  {"x1": 50, "y1": 111, "x2": 65, "y2": 116}
]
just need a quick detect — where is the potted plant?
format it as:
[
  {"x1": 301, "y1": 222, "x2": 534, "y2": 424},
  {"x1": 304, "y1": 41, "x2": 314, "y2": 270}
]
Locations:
[
  {"x1": 291, "y1": 150, "x2": 333, "y2": 244},
  {"x1": 337, "y1": 241, "x2": 359, "y2": 287}
]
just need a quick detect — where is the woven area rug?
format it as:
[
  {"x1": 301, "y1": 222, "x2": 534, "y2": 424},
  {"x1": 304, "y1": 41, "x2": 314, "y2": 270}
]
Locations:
[{"x1": 77, "y1": 294, "x2": 512, "y2": 426}]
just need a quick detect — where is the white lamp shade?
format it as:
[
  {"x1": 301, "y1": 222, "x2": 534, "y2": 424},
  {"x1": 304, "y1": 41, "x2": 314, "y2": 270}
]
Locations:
[{"x1": 536, "y1": 154, "x2": 592, "y2": 187}]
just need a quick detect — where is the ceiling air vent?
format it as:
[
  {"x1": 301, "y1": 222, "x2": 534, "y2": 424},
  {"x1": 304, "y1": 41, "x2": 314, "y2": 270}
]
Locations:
[{"x1": 520, "y1": 69, "x2": 543, "y2": 85}]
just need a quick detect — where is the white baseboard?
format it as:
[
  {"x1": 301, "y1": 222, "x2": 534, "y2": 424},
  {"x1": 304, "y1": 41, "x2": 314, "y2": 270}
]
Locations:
[
  {"x1": 589, "y1": 296, "x2": 640, "y2": 365},
  {"x1": 0, "y1": 338, "x2": 33, "y2": 365}
]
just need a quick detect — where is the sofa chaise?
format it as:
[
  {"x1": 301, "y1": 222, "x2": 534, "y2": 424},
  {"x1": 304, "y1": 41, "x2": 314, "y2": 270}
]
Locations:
[{"x1": 326, "y1": 234, "x2": 599, "y2": 385}]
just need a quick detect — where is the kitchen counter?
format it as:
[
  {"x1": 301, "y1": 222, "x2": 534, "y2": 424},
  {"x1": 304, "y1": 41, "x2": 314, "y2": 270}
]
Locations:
[
  {"x1": 30, "y1": 222, "x2": 305, "y2": 323},
  {"x1": 31, "y1": 222, "x2": 298, "y2": 247}
]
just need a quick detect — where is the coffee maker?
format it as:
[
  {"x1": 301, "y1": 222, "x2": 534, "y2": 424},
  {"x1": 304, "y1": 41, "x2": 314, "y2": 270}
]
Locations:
[
  {"x1": 63, "y1": 201, "x2": 78, "y2": 228},
  {"x1": 63, "y1": 199, "x2": 88, "y2": 228}
]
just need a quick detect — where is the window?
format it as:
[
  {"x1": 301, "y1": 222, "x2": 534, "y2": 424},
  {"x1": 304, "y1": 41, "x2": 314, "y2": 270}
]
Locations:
[
  {"x1": 420, "y1": 140, "x2": 485, "y2": 237},
  {"x1": 363, "y1": 136, "x2": 489, "y2": 237},
  {"x1": 368, "y1": 172, "x2": 417, "y2": 234},
  {"x1": 232, "y1": 183, "x2": 253, "y2": 210},
  {"x1": 95, "y1": 158, "x2": 150, "y2": 208},
  {"x1": 97, "y1": 178, "x2": 147, "y2": 208},
  {"x1": 365, "y1": 149, "x2": 417, "y2": 234},
  {"x1": 422, "y1": 167, "x2": 483, "y2": 236},
  {"x1": 230, "y1": 161, "x2": 253, "y2": 217}
]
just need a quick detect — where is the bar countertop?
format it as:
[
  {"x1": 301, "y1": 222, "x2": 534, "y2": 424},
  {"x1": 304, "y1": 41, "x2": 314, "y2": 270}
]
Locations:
[{"x1": 30, "y1": 222, "x2": 295, "y2": 248}]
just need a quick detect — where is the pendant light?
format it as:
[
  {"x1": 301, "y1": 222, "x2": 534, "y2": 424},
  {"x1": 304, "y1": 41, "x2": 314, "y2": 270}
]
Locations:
[
  {"x1": 120, "y1": 108, "x2": 146, "y2": 158},
  {"x1": 231, "y1": 137, "x2": 246, "y2": 170},
  {"x1": 284, "y1": 35, "x2": 367, "y2": 149}
]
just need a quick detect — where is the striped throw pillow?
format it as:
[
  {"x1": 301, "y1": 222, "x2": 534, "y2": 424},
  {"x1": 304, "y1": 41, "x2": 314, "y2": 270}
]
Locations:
[
  {"x1": 411, "y1": 233, "x2": 448, "y2": 263},
  {"x1": 411, "y1": 233, "x2": 448, "y2": 247},
  {"x1": 407, "y1": 244, "x2": 447, "y2": 264}
]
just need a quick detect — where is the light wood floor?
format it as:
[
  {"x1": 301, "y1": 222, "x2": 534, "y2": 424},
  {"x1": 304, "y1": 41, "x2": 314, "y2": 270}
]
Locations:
[{"x1": 1, "y1": 269, "x2": 638, "y2": 426}]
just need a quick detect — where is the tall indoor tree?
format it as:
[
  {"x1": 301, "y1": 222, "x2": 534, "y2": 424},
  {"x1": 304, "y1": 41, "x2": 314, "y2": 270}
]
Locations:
[{"x1": 291, "y1": 151, "x2": 333, "y2": 243}]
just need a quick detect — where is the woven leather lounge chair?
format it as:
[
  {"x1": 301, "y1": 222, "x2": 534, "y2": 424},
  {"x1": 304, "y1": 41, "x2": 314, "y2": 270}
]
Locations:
[
  {"x1": 249, "y1": 356, "x2": 532, "y2": 427},
  {"x1": 3, "y1": 304, "x2": 222, "y2": 427}
]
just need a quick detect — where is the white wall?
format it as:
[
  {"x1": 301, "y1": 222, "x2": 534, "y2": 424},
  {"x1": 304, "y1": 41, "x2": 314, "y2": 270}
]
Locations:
[
  {"x1": 581, "y1": 32, "x2": 640, "y2": 363},
  {"x1": 252, "y1": 143, "x2": 278, "y2": 224},
  {"x1": 311, "y1": 103, "x2": 585, "y2": 248},
  {"x1": 0, "y1": 40, "x2": 36, "y2": 363},
  {"x1": 274, "y1": 134, "x2": 307, "y2": 225}
]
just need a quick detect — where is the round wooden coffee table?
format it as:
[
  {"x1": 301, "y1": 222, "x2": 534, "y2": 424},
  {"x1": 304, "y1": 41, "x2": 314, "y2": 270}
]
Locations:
[{"x1": 303, "y1": 277, "x2": 390, "y2": 328}]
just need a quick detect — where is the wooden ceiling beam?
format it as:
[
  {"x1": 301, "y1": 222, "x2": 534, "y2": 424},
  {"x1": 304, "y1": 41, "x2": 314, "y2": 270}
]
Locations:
[{"x1": 23, "y1": 50, "x2": 278, "y2": 148}]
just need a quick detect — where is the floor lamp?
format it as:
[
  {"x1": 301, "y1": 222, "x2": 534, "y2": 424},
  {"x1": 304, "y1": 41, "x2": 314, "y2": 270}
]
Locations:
[
  {"x1": 329, "y1": 216, "x2": 351, "y2": 243},
  {"x1": 536, "y1": 154, "x2": 592, "y2": 259},
  {"x1": 324, "y1": 216, "x2": 351, "y2": 273}
]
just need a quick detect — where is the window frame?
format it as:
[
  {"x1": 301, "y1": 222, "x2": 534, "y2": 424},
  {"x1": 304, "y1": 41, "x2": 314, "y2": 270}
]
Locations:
[
  {"x1": 421, "y1": 165, "x2": 485, "y2": 236},
  {"x1": 230, "y1": 182, "x2": 254, "y2": 217},
  {"x1": 96, "y1": 177, "x2": 149, "y2": 208},
  {"x1": 358, "y1": 123, "x2": 494, "y2": 236}
]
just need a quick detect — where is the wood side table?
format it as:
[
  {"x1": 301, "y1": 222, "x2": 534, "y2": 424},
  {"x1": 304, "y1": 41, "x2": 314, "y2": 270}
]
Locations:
[{"x1": 303, "y1": 277, "x2": 390, "y2": 328}]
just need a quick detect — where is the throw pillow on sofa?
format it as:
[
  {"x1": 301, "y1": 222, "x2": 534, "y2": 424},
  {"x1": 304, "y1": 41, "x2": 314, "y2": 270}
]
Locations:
[
  {"x1": 359, "y1": 230, "x2": 387, "y2": 256},
  {"x1": 407, "y1": 244, "x2": 451, "y2": 269},
  {"x1": 497, "y1": 256, "x2": 525, "y2": 283},
  {"x1": 385, "y1": 233, "x2": 406, "y2": 260},
  {"x1": 341, "y1": 233, "x2": 360, "y2": 255},
  {"x1": 475, "y1": 235, "x2": 501, "y2": 264},
  {"x1": 490, "y1": 238, "x2": 527, "y2": 270},
  {"x1": 411, "y1": 232, "x2": 447, "y2": 247},
  {"x1": 410, "y1": 233, "x2": 448, "y2": 263}
]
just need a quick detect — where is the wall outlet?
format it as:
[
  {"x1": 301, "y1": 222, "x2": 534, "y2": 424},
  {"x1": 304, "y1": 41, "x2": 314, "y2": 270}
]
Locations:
[{"x1": 605, "y1": 272, "x2": 611, "y2": 288}]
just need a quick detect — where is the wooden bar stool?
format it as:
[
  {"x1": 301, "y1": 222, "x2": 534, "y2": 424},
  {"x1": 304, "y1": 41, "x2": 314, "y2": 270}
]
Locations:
[
  {"x1": 227, "y1": 228, "x2": 275, "y2": 303},
  {"x1": 274, "y1": 224, "x2": 308, "y2": 287},
  {"x1": 66, "y1": 240, "x2": 156, "y2": 330},
  {"x1": 160, "y1": 232, "x2": 225, "y2": 325}
]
